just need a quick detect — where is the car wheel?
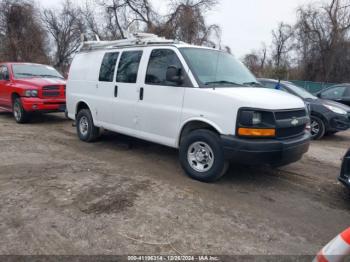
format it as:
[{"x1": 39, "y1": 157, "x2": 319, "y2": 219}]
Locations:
[
  {"x1": 179, "y1": 129, "x2": 229, "y2": 182},
  {"x1": 310, "y1": 115, "x2": 326, "y2": 140},
  {"x1": 76, "y1": 109, "x2": 100, "y2": 142},
  {"x1": 13, "y1": 97, "x2": 29, "y2": 124}
]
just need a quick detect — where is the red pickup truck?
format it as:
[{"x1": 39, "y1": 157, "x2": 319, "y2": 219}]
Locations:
[{"x1": 0, "y1": 62, "x2": 66, "y2": 123}]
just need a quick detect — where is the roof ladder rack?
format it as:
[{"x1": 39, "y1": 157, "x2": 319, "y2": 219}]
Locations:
[{"x1": 78, "y1": 33, "x2": 178, "y2": 52}]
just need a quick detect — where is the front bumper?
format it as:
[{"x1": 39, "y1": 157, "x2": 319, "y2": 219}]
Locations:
[
  {"x1": 221, "y1": 132, "x2": 311, "y2": 166},
  {"x1": 338, "y1": 150, "x2": 350, "y2": 189},
  {"x1": 21, "y1": 97, "x2": 66, "y2": 112}
]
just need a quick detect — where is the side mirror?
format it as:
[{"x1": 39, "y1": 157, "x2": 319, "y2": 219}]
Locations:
[
  {"x1": 166, "y1": 66, "x2": 183, "y2": 85},
  {"x1": 3, "y1": 71, "x2": 9, "y2": 81},
  {"x1": 316, "y1": 92, "x2": 322, "y2": 98},
  {"x1": 1, "y1": 70, "x2": 9, "y2": 81}
]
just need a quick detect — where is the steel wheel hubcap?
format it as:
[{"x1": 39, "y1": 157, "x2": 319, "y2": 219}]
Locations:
[
  {"x1": 14, "y1": 103, "x2": 21, "y2": 120},
  {"x1": 187, "y1": 142, "x2": 214, "y2": 173},
  {"x1": 311, "y1": 120, "x2": 320, "y2": 136},
  {"x1": 79, "y1": 116, "x2": 89, "y2": 136}
]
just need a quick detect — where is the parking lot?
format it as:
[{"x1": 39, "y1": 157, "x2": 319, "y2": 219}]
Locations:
[{"x1": 0, "y1": 111, "x2": 349, "y2": 255}]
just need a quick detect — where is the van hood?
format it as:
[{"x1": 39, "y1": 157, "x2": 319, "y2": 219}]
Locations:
[
  {"x1": 15, "y1": 78, "x2": 66, "y2": 88},
  {"x1": 207, "y1": 87, "x2": 306, "y2": 110}
]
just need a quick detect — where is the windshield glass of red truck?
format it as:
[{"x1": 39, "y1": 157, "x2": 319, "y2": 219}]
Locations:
[
  {"x1": 12, "y1": 64, "x2": 64, "y2": 79},
  {"x1": 180, "y1": 48, "x2": 260, "y2": 88}
]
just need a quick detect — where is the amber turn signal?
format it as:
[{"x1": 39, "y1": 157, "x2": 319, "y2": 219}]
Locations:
[{"x1": 238, "y1": 128, "x2": 276, "y2": 137}]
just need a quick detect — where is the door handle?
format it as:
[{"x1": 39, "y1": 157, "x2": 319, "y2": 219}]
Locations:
[
  {"x1": 139, "y1": 87, "x2": 144, "y2": 100},
  {"x1": 114, "y1": 85, "x2": 118, "y2": 97}
]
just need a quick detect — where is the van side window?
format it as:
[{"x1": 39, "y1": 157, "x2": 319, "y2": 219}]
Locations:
[
  {"x1": 146, "y1": 49, "x2": 183, "y2": 86},
  {"x1": 99, "y1": 52, "x2": 119, "y2": 82},
  {"x1": 116, "y1": 51, "x2": 142, "y2": 83}
]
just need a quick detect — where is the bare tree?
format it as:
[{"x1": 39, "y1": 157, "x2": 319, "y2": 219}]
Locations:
[
  {"x1": 0, "y1": 0, "x2": 49, "y2": 63},
  {"x1": 295, "y1": 0, "x2": 350, "y2": 82},
  {"x1": 159, "y1": 0, "x2": 220, "y2": 45},
  {"x1": 243, "y1": 43, "x2": 270, "y2": 77},
  {"x1": 42, "y1": 0, "x2": 85, "y2": 73},
  {"x1": 93, "y1": 0, "x2": 220, "y2": 45},
  {"x1": 81, "y1": 0, "x2": 103, "y2": 40},
  {"x1": 271, "y1": 22, "x2": 294, "y2": 73}
]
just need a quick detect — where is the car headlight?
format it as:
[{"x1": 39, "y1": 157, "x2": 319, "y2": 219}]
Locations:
[
  {"x1": 324, "y1": 104, "x2": 347, "y2": 115},
  {"x1": 24, "y1": 90, "x2": 38, "y2": 97}
]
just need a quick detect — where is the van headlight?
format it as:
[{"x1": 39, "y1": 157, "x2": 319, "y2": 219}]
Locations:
[
  {"x1": 324, "y1": 105, "x2": 347, "y2": 115},
  {"x1": 237, "y1": 109, "x2": 276, "y2": 137},
  {"x1": 24, "y1": 90, "x2": 38, "y2": 97},
  {"x1": 252, "y1": 112, "x2": 262, "y2": 125}
]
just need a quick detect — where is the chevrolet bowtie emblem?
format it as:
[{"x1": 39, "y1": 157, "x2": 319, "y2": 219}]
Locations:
[{"x1": 291, "y1": 118, "x2": 299, "y2": 126}]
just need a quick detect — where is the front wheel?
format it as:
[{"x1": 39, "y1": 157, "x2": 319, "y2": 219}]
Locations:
[
  {"x1": 76, "y1": 109, "x2": 100, "y2": 142},
  {"x1": 310, "y1": 115, "x2": 326, "y2": 140},
  {"x1": 179, "y1": 129, "x2": 229, "y2": 182},
  {"x1": 13, "y1": 97, "x2": 29, "y2": 123}
]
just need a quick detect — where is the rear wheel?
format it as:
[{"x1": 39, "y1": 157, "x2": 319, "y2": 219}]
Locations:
[
  {"x1": 13, "y1": 97, "x2": 29, "y2": 124},
  {"x1": 76, "y1": 109, "x2": 100, "y2": 142},
  {"x1": 179, "y1": 129, "x2": 229, "y2": 182},
  {"x1": 310, "y1": 115, "x2": 326, "y2": 140}
]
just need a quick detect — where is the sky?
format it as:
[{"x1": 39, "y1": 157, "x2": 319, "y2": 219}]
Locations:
[{"x1": 39, "y1": 0, "x2": 318, "y2": 58}]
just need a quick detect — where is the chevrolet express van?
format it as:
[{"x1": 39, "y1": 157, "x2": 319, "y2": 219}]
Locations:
[{"x1": 67, "y1": 34, "x2": 310, "y2": 182}]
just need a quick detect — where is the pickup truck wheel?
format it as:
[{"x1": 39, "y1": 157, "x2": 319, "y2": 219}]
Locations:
[
  {"x1": 13, "y1": 98, "x2": 29, "y2": 124},
  {"x1": 179, "y1": 129, "x2": 229, "y2": 182},
  {"x1": 310, "y1": 115, "x2": 326, "y2": 140},
  {"x1": 76, "y1": 109, "x2": 100, "y2": 142}
]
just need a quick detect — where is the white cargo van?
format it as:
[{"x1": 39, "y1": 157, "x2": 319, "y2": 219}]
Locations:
[{"x1": 67, "y1": 34, "x2": 310, "y2": 182}]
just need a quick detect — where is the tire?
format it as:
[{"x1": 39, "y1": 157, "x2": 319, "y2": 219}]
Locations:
[
  {"x1": 310, "y1": 115, "x2": 326, "y2": 140},
  {"x1": 76, "y1": 109, "x2": 100, "y2": 142},
  {"x1": 179, "y1": 129, "x2": 229, "y2": 182},
  {"x1": 13, "y1": 97, "x2": 29, "y2": 123}
]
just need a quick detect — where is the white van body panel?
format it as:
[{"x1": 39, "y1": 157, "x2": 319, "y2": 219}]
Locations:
[
  {"x1": 67, "y1": 44, "x2": 307, "y2": 149},
  {"x1": 180, "y1": 87, "x2": 305, "y2": 138}
]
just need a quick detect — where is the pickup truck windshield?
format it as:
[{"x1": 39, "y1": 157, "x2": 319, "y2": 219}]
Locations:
[
  {"x1": 180, "y1": 48, "x2": 259, "y2": 87},
  {"x1": 12, "y1": 64, "x2": 64, "y2": 79}
]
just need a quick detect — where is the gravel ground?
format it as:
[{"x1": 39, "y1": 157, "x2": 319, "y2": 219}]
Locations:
[{"x1": 0, "y1": 112, "x2": 349, "y2": 256}]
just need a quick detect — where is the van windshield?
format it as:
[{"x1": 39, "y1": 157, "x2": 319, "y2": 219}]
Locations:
[
  {"x1": 13, "y1": 64, "x2": 64, "y2": 79},
  {"x1": 180, "y1": 48, "x2": 259, "y2": 87}
]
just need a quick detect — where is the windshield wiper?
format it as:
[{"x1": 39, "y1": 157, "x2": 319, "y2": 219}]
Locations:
[
  {"x1": 16, "y1": 73, "x2": 39, "y2": 78},
  {"x1": 39, "y1": 74, "x2": 64, "y2": 79},
  {"x1": 205, "y1": 81, "x2": 241, "y2": 86},
  {"x1": 243, "y1": 82, "x2": 263, "y2": 87}
]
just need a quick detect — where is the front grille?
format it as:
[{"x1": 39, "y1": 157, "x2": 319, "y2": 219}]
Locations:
[
  {"x1": 275, "y1": 109, "x2": 306, "y2": 120},
  {"x1": 276, "y1": 125, "x2": 306, "y2": 139},
  {"x1": 275, "y1": 109, "x2": 307, "y2": 139},
  {"x1": 42, "y1": 85, "x2": 60, "y2": 97}
]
